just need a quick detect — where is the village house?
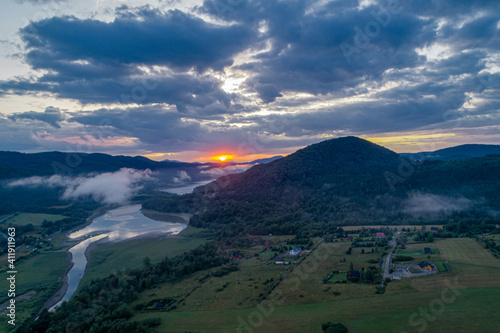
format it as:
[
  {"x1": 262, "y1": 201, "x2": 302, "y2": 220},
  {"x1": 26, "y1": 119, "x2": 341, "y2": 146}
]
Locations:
[
  {"x1": 275, "y1": 256, "x2": 284, "y2": 264},
  {"x1": 289, "y1": 246, "x2": 302, "y2": 256},
  {"x1": 232, "y1": 252, "x2": 243, "y2": 260},
  {"x1": 423, "y1": 247, "x2": 431, "y2": 254},
  {"x1": 418, "y1": 261, "x2": 433, "y2": 271}
]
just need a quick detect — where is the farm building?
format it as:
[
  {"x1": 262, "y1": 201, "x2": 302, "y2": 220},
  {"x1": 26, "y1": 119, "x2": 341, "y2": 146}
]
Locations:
[
  {"x1": 348, "y1": 270, "x2": 361, "y2": 281},
  {"x1": 423, "y1": 247, "x2": 431, "y2": 254},
  {"x1": 418, "y1": 261, "x2": 433, "y2": 271},
  {"x1": 289, "y1": 247, "x2": 302, "y2": 256}
]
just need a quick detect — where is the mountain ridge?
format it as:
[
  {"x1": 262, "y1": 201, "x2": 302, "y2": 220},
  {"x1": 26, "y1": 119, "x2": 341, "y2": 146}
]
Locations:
[
  {"x1": 401, "y1": 143, "x2": 500, "y2": 160},
  {"x1": 144, "y1": 136, "x2": 500, "y2": 235}
]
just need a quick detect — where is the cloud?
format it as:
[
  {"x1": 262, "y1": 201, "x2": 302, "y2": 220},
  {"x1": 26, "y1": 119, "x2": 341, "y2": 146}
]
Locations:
[
  {"x1": 202, "y1": 0, "x2": 435, "y2": 101},
  {"x1": 402, "y1": 192, "x2": 472, "y2": 216},
  {"x1": 172, "y1": 170, "x2": 191, "y2": 183},
  {"x1": 14, "y1": 0, "x2": 65, "y2": 4},
  {"x1": 200, "y1": 164, "x2": 253, "y2": 178},
  {"x1": 1, "y1": 0, "x2": 500, "y2": 157},
  {"x1": 7, "y1": 168, "x2": 152, "y2": 204},
  {"x1": 20, "y1": 9, "x2": 255, "y2": 72},
  {"x1": 8, "y1": 106, "x2": 66, "y2": 128}
]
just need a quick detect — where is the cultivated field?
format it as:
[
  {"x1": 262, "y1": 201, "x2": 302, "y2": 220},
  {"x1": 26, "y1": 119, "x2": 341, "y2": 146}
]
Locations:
[{"x1": 131, "y1": 237, "x2": 500, "y2": 333}]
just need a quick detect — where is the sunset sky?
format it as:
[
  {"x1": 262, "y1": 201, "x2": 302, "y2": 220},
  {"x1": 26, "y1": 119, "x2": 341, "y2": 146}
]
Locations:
[{"x1": 1, "y1": 0, "x2": 499, "y2": 162}]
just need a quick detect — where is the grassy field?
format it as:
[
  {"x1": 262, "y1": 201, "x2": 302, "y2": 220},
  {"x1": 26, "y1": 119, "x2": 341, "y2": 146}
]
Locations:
[
  {"x1": 397, "y1": 248, "x2": 440, "y2": 256},
  {"x1": 410, "y1": 238, "x2": 500, "y2": 292},
  {"x1": 131, "y1": 237, "x2": 500, "y2": 332},
  {"x1": 0, "y1": 251, "x2": 70, "y2": 332},
  {"x1": 341, "y1": 225, "x2": 444, "y2": 231},
  {"x1": 327, "y1": 272, "x2": 347, "y2": 283},
  {"x1": 80, "y1": 226, "x2": 210, "y2": 287},
  {"x1": 6, "y1": 213, "x2": 66, "y2": 226},
  {"x1": 135, "y1": 287, "x2": 500, "y2": 332}
]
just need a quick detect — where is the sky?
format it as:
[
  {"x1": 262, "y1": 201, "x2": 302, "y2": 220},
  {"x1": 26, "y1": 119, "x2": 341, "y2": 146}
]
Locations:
[{"x1": 0, "y1": 0, "x2": 499, "y2": 162}]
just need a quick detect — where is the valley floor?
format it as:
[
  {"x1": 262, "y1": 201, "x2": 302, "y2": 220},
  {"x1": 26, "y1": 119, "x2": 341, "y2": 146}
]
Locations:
[{"x1": 132, "y1": 237, "x2": 500, "y2": 332}]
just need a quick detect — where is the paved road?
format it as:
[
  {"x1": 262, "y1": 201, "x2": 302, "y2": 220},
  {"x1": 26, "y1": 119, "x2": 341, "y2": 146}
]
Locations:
[{"x1": 382, "y1": 232, "x2": 399, "y2": 280}]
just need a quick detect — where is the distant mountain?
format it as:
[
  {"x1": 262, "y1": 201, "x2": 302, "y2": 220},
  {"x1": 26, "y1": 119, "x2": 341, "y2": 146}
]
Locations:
[
  {"x1": 145, "y1": 136, "x2": 500, "y2": 235},
  {"x1": 401, "y1": 144, "x2": 500, "y2": 160},
  {"x1": 162, "y1": 159, "x2": 202, "y2": 164},
  {"x1": 247, "y1": 155, "x2": 283, "y2": 164},
  {"x1": 0, "y1": 151, "x2": 192, "y2": 179}
]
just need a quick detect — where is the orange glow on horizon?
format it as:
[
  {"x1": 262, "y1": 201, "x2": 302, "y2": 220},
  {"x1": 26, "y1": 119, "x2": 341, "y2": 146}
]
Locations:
[{"x1": 214, "y1": 154, "x2": 234, "y2": 162}]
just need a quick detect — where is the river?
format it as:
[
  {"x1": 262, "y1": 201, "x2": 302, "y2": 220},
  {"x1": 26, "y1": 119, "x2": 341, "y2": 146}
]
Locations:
[
  {"x1": 159, "y1": 179, "x2": 213, "y2": 195},
  {"x1": 49, "y1": 180, "x2": 215, "y2": 311},
  {"x1": 48, "y1": 205, "x2": 198, "y2": 311}
]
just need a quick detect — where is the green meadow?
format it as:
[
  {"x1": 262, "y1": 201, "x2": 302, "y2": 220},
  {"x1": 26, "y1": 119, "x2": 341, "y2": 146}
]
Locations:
[
  {"x1": 0, "y1": 251, "x2": 70, "y2": 332},
  {"x1": 6, "y1": 213, "x2": 66, "y2": 226},
  {"x1": 80, "y1": 226, "x2": 210, "y2": 287}
]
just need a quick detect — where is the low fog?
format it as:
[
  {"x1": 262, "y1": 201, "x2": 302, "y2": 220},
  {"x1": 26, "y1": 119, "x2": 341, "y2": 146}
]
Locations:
[
  {"x1": 199, "y1": 164, "x2": 253, "y2": 178},
  {"x1": 7, "y1": 168, "x2": 153, "y2": 205},
  {"x1": 172, "y1": 170, "x2": 191, "y2": 184},
  {"x1": 402, "y1": 192, "x2": 472, "y2": 215}
]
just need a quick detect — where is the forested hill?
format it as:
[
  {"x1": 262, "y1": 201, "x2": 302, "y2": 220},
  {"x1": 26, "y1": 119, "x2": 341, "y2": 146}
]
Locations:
[
  {"x1": 145, "y1": 136, "x2": 500, "y2": 235},
  {"x1": 0, "y1": 151, "x2": 190, "y2": 179},
  {"x1": 401, "y1": 144, "x2": 500, "y2": 160},
  {"x1": 204, "y1": 136, "x2": 402, "y2": 200}
]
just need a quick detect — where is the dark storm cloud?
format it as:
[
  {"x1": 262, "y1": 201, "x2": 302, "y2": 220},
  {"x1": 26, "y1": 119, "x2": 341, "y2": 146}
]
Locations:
[
  {"x1": 0, "y1": 7, "x2": 255, "y2": 112},
  {"x1": 8, "y1": 106, "x2": 66, "y2": 128},
  {"x1": 202, "y1": 0, "x2": 435, "y2": 101},
  {"x1": 66, "y1": 105, "x2": 314, "y2": 154},
  {"x1": 1, "y1": 71, "x2": 235, "y2": 114},
  {"x1": 67, "y1": 106, "x2": 240, "y2": 151},
  {"x1": 20, "y1": 9, "x2": 255, "y2": 72}
]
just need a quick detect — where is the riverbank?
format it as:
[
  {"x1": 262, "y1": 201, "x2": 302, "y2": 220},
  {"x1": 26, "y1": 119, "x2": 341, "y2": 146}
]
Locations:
[
  {"x1": 37, "y1": 251, "x2": 73, "y2": 315},
  {"x1": 141, "y1": 208, "x2": 191, "y2": 224}
]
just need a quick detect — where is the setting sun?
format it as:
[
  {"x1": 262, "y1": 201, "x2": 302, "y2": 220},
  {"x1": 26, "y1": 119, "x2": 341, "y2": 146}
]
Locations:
[{"x1": 214, "y1": 155, "x2": 233, "y2": 162}]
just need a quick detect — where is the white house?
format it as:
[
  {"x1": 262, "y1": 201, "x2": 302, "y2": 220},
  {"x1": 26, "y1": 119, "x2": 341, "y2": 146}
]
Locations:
[{"x1": 289, "y1": 246, "x2": 301, "y2": 256}]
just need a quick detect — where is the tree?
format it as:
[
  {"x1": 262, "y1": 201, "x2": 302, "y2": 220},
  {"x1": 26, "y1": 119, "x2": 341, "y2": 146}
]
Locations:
[
  {"x1": 143, "y1": 257, "x2": 151, "y2": 267},
  {"x1": 322, "y1": 322, "x2": 349, "y2": 333}
]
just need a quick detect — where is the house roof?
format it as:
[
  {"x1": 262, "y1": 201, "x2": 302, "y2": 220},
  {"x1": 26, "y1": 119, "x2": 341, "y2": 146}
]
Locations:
[
  {"x1": 424, "y1": 247, "x2": 431, "y2": 252},
  {"x1": 418, "y1": 261, "x2": 431, "y2": 268},
  {"x1": 292, "y1": 247, "x2": 301, "y2": 251},
  {"x1": 431, "y1": 227, "x2": 438, "y2": 230},
  {"x1": 275, "y1": 257, "x2": 283, "y2": 261}
]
